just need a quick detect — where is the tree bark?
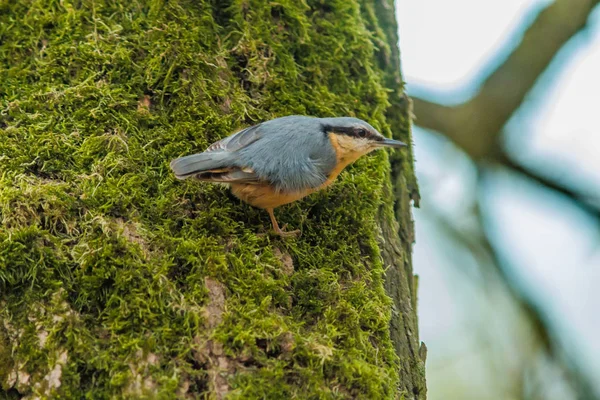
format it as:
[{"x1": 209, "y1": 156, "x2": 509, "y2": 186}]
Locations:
[{"x1": 0, "y1": 0, "x2": 424, "y2": 398}]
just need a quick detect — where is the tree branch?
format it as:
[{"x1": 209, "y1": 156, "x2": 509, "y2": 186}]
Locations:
[
  {"x1": 426, "y1": 195, "x2": 600, "y2": 399},
  {"x1": 475, "y1": 170, "x2": 600, "y2": 400},
  {"x1": 472, "y1": 0, "x2": 599, "y2": 135},
  {"x1": 414, "y1": 0, "x2": 599, "y2": 157},
  {"x1": 491, "y1": 152, "x2": 600, "y2": 219},
  {"x1": 409, "y1": 1, "x2": 600, "y2": 396},
  {"x1": 412, "y1": 0, "x2": 600, "y2": 213}
]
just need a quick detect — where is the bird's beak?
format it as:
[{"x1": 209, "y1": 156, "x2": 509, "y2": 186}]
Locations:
[{"x1": 376, "y1": 138, "x2": 407, "y2": 148}]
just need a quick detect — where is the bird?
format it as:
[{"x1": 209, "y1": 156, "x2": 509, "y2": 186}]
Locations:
[{"x1": 170, "y1": 115, "x2": 406, "y2": 237}]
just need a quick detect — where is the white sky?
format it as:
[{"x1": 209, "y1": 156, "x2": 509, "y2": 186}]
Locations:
[
  {"x1": 397, "y1": 0, "x2": 600, "y2": 398},
  {"x1": 399, "y1": 0, "x2": 552, "y2": 98}
]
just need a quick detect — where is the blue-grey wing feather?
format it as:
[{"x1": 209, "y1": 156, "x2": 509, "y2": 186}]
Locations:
[
  {"x1": 170, "y1": 116, "x2": 337, "y2": 192},
  {"x1": 206, "y1": 123, "x2": 263, "y2": 153},
  {"x1": 234, "y1": 116, "x2": 337, "y2": 192},
  {"x1": 171, "y1": 123, "x2": 264, "y2": 179},
  {"x1": 192, "y1": 169, "x2": 260, "y2": 183}
]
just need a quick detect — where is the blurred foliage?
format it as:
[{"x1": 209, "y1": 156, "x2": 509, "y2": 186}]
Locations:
[{"x1": 411, "y1": 0, "x2": 600, "y2": 399}]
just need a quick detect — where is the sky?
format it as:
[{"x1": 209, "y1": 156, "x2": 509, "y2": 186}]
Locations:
[{"x1": 396, "y1": 0, "x2": 600, "y2": 398}]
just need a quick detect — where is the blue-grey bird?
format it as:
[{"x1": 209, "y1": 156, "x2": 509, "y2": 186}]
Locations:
[{"x1": 170, "y1": 115, "x2": 406, "y2": 236}]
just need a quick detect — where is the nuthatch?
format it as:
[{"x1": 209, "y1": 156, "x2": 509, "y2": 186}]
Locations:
[{"x1": 170, "y1": 115, "x2": 406, "y2": 236}]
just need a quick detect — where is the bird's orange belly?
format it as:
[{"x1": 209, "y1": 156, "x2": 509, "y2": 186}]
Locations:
[{"x1": 230, "y1": 183, "x2": 318, "y2": 209}]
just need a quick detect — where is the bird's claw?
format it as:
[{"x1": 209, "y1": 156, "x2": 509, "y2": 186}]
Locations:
[{"x1": 275, "y1": 225, "x2": 300, "y2": 238}]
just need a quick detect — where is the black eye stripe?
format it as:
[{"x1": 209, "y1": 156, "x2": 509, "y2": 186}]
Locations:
[{"x1": 321, "y1": 124, "x2": 379, "y2": 140}]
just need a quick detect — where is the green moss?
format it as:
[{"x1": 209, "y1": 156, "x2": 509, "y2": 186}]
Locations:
[{"x1": 0, "y1": 0, "x2": 415, "y2": 398}]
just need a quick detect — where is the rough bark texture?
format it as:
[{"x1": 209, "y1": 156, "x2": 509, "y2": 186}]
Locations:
[{"x1": 0, "y1": 0, "x2": 424, "y2": 398}]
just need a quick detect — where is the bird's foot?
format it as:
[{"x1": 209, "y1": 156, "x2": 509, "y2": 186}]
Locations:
[
  {"x1": 266, "y1": 209, "x2": 300, "y2": 238},
  {"x1": 274, "y1": 225, "x2": 300, "y2": 238}
]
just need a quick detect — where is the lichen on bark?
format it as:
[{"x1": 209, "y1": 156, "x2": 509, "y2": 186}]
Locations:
[{"x1": 0, "y1": 0, "x2": 424, "y2": 398}]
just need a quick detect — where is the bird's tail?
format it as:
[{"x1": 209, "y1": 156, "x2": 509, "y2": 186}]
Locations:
[{"x1": 169, "y1": 152, "x2": 232, "y2": 180}]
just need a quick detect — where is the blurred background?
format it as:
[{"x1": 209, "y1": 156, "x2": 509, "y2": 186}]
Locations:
[{"x1": 396, "y1": 0, "x2": 600, "y2": 399}]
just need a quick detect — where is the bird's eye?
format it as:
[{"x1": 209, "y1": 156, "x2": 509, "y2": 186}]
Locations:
[{"x1": 357, "y1": 128, "x2": 368, "y2": 138}]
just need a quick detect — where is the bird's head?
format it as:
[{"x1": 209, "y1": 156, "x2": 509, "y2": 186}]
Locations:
[{"x1": 321, "y1": 117, "x2": 406, "y2": 159}]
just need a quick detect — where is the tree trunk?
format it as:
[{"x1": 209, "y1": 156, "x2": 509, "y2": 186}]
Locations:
[{"x1": 0, "y1": 0, "x2": 425, "y2": 398}]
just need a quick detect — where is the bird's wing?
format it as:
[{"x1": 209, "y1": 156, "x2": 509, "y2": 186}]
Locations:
[
  {"x1": 205, "y1": 123, "x2": 263, "y2": 153},
  {"x1": 190, "y1": 167, "x2": 261, "y2": 184},
  {"x1": 171, "y1": 123, "x2": 265, "y2": 179}
]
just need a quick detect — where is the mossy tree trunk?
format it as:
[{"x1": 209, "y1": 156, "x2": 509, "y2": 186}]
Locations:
[{"x1": 0, "y1": 0, "x2": 425, "y2": 398}]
